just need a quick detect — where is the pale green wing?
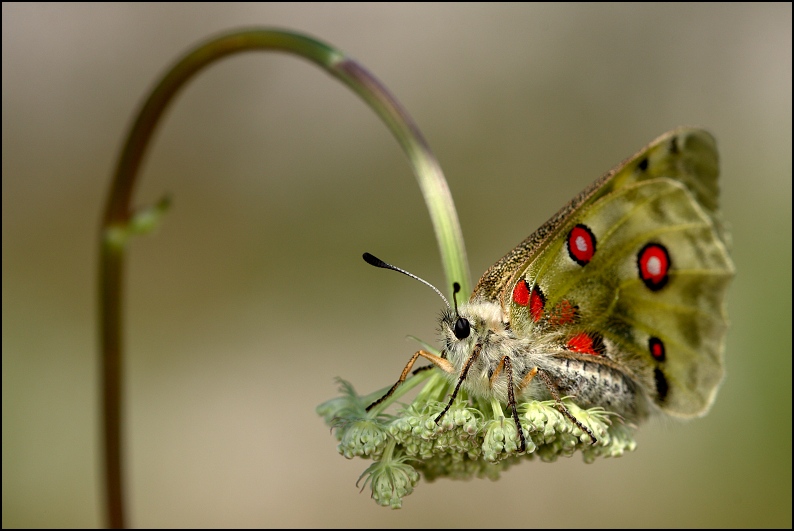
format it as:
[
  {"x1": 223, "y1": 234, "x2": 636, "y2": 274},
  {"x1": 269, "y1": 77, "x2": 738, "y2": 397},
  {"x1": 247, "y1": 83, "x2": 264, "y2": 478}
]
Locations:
[
  {"x1": 473, "y1": 128, "x2": 727, "y2": 303},
  {"x1": 495, "y1": 129, "x2": 733, "y2": 417}
]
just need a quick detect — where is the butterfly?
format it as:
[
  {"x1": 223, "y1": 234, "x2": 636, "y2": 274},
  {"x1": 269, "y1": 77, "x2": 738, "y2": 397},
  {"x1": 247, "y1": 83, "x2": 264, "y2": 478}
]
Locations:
[{"x1": 364, "y1": 127, "x2": 734, "y2": 452}]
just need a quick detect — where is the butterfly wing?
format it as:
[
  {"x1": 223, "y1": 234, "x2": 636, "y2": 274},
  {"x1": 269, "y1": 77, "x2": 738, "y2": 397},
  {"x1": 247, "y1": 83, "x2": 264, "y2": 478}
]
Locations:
[{"x1": 473, "y1": 128, "x2": 734, "y2": 418}]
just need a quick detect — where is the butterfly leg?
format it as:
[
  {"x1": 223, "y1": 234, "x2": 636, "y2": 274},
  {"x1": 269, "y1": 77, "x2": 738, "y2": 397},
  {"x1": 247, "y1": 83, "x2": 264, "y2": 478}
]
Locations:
[
  {"x1": 366, "y1": 350, "x2": 454, "y2": 412},
  {"x1": 487, "y1": 356, "x2": 528, "y2": 452},
  {"x1": 488, "y1": 356, "x2": 507, "y2": 386},
  {"x1": 434, "y1": 343, "x2": 482, "y2": 424},
  {"x1": 535, "y1": 368, "x2": 598, "y2": 445},
  {"x1": 517, "y1": 367, "x2": 538, "y2": 391},
  {"x1": 411, "y1": 365, "x2": 435, "y2": 375},
  {"x1": 501, "y1": 356, "x2": 527, "y2": 453}
]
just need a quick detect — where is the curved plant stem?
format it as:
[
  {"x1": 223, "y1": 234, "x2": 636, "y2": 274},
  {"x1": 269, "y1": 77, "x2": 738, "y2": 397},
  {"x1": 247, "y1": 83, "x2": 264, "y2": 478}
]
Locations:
[{"x1": 99, "y1": 28, "x2": 469, "y2": 527}]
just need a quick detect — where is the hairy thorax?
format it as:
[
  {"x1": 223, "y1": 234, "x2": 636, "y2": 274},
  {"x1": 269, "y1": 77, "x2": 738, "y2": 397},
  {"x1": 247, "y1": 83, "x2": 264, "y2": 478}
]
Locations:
[{"x1": 439, "y1": 300, "x2": 645, "y2": 420}]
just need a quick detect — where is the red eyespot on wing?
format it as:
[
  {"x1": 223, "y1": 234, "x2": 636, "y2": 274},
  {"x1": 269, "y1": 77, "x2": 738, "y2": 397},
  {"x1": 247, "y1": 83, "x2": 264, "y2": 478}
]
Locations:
[
  {"x1": 529, "y1": 285, "x2": 545, "y2": 322},
  {"x1": 566, "y1": 332, "x2": 605, "y2": 355},
  {"x1": 637, "y1": 243, "x2": 670, "y2": 291},
  {"x1": 567, "y1": 224, "x2": 597, "y2": 266},
  {"x1": 649, "y1": 337, "x2": 666, "y2": 361},
  {"x1": 512, "y1": 279, "x2": 530, "y2": 306}
]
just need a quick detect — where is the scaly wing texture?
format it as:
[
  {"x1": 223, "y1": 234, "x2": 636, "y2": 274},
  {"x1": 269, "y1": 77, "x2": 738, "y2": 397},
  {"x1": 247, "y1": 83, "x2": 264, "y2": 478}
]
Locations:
[
  {"x1": 476, "y1": 128, "x2": 733, "y2": 417},
  {"x1": 473, "y1": 128, "x2": 728, "y2": 303}
]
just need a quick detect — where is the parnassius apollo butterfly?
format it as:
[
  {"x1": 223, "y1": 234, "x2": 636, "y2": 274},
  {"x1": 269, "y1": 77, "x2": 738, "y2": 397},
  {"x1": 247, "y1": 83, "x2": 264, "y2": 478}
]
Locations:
[{"x1": 365, "y1": 127, "x2": 734, "y2": 452}]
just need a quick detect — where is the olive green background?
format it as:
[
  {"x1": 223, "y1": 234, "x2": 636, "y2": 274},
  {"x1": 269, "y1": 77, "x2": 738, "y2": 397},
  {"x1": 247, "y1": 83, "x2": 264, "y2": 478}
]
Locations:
[{"x1": 3, "y1": 3, "x2": 791, "y2": 527}]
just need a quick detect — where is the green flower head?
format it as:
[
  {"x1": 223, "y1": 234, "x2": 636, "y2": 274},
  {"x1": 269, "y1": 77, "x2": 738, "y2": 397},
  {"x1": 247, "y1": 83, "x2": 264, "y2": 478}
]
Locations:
[{"x1": 317, "y1": 373, "x2": 637, "y2": 508}]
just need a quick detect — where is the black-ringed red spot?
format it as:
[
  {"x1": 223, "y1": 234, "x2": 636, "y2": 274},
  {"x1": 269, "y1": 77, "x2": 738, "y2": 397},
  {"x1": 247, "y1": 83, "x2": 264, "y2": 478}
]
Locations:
[
  {"x1": 512, "y1": 279, "x2": 530, "y2": 306},
  {"x1": 637, "y1": 243, "x2": 670, "y2": 291},
  {"x1": 567, "y1": 224, "x2": 597, "y2": 266},
  {"x1": 649, "y1": 337, "x2": 666, "y2": 362},
  {"x1": 566, "y1": 332, "x2": 606, "y2": 356},
  {"x1": 529, "y1": 285, "x2": 545, "y2": 322}
]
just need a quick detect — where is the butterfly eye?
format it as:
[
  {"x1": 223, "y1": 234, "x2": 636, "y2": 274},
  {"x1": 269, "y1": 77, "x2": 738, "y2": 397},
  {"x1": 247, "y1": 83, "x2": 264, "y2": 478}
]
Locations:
[{"x1": 454, "y1": 317, "x2": 471, "y2": 340}]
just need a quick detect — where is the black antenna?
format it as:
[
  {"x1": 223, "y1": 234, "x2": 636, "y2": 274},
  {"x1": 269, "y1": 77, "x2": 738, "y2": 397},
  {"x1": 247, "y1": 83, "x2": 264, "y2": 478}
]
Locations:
[
  {"x1": 452, "y1": 282, "x2": 462, "y2": 316},
  {"x1": 362, "y1": 252, "x2": 450, "y2": 309}
]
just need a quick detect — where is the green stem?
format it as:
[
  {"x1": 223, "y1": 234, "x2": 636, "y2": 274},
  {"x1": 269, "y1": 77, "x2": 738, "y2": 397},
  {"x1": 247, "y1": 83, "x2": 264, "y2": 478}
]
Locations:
[
  {"x1": 99, "y1": 28, "x2": 469, "y2": 527},
  {"x1": 490, "y1": 397, "x2": 505, "y2": 419},
  {"x1": 414, "y1": 372, "x2": 453, "y2": 405}
]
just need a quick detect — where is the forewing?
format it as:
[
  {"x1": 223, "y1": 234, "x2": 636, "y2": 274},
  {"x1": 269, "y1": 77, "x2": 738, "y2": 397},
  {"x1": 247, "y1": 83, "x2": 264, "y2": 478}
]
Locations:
[{"x1": 472, "y1": 128, "x2": 727, "y2": 302}]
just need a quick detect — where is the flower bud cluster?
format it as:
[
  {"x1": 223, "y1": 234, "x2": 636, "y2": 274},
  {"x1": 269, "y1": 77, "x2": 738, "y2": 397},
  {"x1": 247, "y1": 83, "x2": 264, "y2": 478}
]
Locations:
[
  {"x1": 357, "y1": 456, "x2": 419, "y2": 509},
  {"x1": 317, "y1": 375, "x2": 637, "y2": 508}
]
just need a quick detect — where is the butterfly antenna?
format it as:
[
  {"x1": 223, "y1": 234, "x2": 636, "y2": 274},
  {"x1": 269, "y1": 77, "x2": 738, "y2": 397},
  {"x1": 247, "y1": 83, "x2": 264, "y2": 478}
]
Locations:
[
  {"x1": 362, "y1": 252, "x2": 450, "y2": 309},
  {"x1": 452, "y1": 282, "x2": 462, "y2": 317}
]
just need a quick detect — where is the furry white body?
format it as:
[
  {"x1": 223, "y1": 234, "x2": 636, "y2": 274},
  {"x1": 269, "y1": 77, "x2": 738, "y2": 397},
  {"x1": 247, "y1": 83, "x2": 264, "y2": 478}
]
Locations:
[{"x1": 439, "y1": 300, "x2": 643, "y2": 419}]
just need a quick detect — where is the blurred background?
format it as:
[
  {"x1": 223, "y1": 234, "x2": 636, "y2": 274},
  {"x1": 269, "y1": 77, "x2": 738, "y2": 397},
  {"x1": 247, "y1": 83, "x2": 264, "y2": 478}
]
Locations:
[{"x1": 3, "y1": 3, "x2": 791, "y2": 527}]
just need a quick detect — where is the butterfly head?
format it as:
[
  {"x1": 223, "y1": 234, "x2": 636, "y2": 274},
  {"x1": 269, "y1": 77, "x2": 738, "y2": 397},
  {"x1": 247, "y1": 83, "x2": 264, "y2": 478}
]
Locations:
[{"x1": 440, "y1": 294, "x2": 509, "y2": 360}]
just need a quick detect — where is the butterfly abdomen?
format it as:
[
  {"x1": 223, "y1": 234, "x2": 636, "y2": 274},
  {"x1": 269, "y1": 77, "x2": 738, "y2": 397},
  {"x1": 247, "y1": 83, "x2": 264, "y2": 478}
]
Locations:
[
  {"x1": 442, "y1": 329, "x2": 644, "y2": 420},
  {"x1": 537, "y1": 354, "x2": 645, "y2": 419}
]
